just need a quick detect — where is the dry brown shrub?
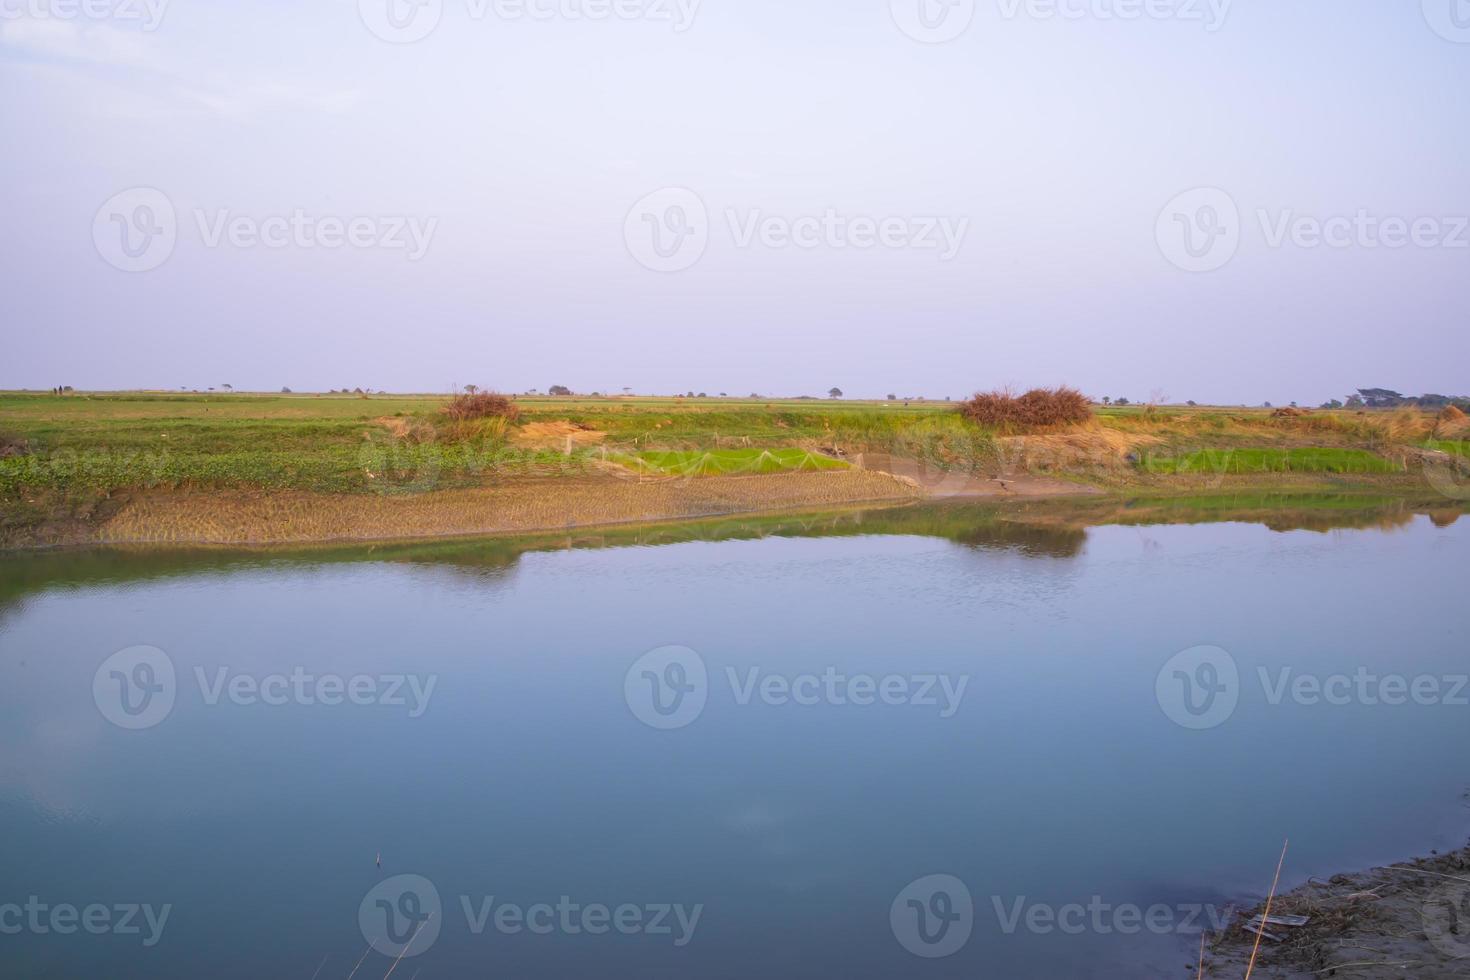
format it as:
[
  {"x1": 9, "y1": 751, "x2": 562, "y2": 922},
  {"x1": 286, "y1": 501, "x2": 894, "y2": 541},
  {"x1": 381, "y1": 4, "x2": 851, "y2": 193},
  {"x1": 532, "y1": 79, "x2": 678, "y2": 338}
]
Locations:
[
  {"x1": 444, "y1": 392, "x2": 519, "y2": 422},
  {"x1": 960, "y1": 387, "x2": 1092, "y2": 430}
]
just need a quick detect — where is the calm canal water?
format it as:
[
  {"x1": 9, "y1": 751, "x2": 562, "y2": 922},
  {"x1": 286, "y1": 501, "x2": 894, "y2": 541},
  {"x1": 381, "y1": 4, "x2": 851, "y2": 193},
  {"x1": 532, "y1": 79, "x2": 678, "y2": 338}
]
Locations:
[{"x1": 1, "y1": 500, "x2": 1466, "y2": 978}]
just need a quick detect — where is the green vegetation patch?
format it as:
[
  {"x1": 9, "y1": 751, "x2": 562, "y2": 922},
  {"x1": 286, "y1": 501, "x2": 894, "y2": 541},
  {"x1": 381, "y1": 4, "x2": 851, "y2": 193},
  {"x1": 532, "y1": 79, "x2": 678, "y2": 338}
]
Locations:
[
  {"x1": 1425, "y1": 440, "x2": 1470, "y2": 459},
  {"x1": 615, "y1": 448, "x2": 849, "y2": 477},
  {"x1": 1140, "y1": 447, "x2": 1402, "y2": 475}
]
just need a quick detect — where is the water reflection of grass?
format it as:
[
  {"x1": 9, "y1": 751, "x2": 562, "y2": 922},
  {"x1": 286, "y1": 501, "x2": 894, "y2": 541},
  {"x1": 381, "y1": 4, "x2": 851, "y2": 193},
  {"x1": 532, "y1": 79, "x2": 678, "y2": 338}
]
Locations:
[{"x1": 3, "y1": 493, "x2": 1461, "y2": 619}]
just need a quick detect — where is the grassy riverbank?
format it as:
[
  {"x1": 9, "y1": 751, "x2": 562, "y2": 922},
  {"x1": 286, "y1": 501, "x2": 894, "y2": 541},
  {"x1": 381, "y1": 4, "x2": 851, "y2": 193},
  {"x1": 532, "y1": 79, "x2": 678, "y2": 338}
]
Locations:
[{"x1": 2, "y1": 390, "x2": 1467, "y2": 547}]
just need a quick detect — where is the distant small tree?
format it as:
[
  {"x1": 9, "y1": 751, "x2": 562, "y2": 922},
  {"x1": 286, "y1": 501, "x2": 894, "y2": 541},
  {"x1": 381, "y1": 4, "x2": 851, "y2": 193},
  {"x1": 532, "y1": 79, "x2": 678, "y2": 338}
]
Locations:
[
  {"x1": 221, "y1": 384, "x2": 233, "y2": 391},
  {"x1": 1263, "y1": 402, "x2": 1272, "y2": 408},
  {"x1": 464, "y1": 384, "x2": 478, "y2": 395},
  {"x1": 1115, "y1": 397, "x2": 1129, "y2": 406},
  {"x1": 281, "y1": 387, "x2": 292, "y2": 393},
  {"x1": 719, "y1": 392, "x2": 727, "y2": 398},
  {"x1": 749, "y1": 393, "x2": 760, "y2": 399},
  {"x1": 828, "y1": 387, "x2": 843, "y2": 399},
  {"x1": 1102, "y1": 396, "x2": 1111, "y2": 405},
  {"x1": 1321, "y1": 399, "x2": 1343, "y2": 409},
  {"x1": 697, "y1": 392, "x2": 707, "y2": 398},
  {"x1": 548, "y1": 385, "x2": 572, "y2": 396},
  {"x1": 887, "y1": 393, "x2": 896, "y2": 401},
  {"x1": 1186, "y1": 400, "x2": 1196, "y2": 406}
]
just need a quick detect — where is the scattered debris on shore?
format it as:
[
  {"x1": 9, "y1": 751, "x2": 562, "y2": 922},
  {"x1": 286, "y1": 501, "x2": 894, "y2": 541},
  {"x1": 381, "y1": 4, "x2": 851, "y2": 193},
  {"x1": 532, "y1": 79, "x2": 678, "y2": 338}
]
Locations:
[{"x1": 1204, "y1": 843, "x2": 1470, "y2": 978}]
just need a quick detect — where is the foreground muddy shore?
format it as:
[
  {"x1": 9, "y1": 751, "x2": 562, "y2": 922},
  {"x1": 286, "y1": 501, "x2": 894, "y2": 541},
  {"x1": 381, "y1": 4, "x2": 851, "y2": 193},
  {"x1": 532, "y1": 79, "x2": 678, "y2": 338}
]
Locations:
[{"x1": 1204, "y1": 844, "x2": 1470, "y2": 978}]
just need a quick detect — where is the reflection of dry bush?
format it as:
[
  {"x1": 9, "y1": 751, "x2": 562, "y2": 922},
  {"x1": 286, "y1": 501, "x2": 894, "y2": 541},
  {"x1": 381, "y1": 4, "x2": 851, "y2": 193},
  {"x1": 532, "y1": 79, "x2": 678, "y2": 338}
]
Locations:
[
  {"x1": 960, "y1": 387, "x2": 1092, "y2": 429},
  {"x1": 444, "y1": 393, "x2": 519, "y2": 422}
]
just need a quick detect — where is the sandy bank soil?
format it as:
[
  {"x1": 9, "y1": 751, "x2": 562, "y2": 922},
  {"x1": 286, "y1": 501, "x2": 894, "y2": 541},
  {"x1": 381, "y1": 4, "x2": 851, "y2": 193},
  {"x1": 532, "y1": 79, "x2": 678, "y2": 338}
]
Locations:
[
  {"x1": 5, "y1": 470, "x2": 925, "y2": 548},
  {"x1": 856, "y1": 452, "x2": 1104, "y2": 498},
  {"x1": 1205, "y1": 844, "x2": 1470, "y2": 978}
]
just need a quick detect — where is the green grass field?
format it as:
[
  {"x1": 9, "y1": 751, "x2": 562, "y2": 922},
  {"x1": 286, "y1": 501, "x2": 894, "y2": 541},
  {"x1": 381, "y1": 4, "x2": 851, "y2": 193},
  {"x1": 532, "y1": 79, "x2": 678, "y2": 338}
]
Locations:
[
  {"x1": 0, "y1": 390, "x2": 1451, "y2": 500},
  {"x1": 1425, "y1": 440, "x2": 1470, "y2": 458}
]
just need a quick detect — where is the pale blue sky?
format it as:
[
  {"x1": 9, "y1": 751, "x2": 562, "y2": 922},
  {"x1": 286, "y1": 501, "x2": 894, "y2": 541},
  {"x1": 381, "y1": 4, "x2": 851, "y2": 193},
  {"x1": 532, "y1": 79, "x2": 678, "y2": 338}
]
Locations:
[{"x1": 2, "y1": 0, "x2": 1467, "y2": 403}]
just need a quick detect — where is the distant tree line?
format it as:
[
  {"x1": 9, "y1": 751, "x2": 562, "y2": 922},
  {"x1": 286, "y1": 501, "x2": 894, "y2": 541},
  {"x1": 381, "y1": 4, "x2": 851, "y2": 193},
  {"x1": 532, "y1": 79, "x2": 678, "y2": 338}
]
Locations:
[{"x1": 1323, "y1": 388, "x2": 1470, "y2": 410}]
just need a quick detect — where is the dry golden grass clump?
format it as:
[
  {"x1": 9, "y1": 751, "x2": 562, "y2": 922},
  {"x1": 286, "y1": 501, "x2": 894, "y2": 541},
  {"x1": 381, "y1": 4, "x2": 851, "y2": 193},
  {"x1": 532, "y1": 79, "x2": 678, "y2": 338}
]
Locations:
[
  {"x1": 1371, "y1": 407, "x2": 1434, "y2": 445},
  {"x1": 444, "y1": 392, "x2": 520, "y2": 422},
  {"x1": 1436, "y1": 404, "x2": 1469, "y2": 437},
  {"x1": 960, "y1": 387, "x2": 1092, "y2": 429}
]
